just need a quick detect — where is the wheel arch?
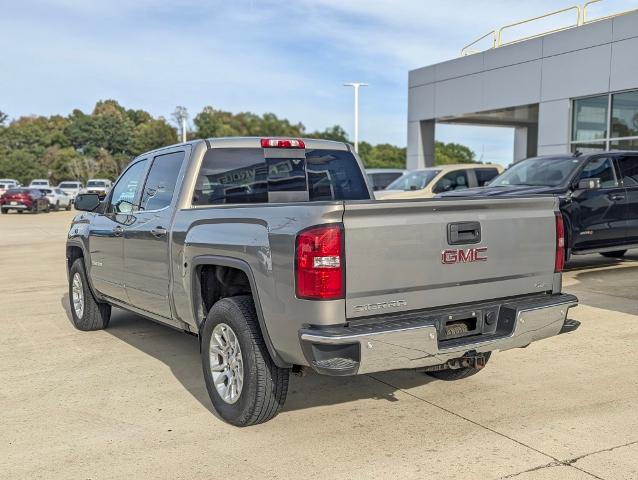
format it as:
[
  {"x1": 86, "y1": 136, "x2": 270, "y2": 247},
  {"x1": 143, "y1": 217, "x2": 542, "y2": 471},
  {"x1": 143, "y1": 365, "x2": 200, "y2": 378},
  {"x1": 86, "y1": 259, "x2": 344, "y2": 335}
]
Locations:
[
  {"x1": 66, "y1": 241, "x2": 104, "y2": 301},
  {"x1": 190, "y1": 255, "x2": 290, "y2": 368}
]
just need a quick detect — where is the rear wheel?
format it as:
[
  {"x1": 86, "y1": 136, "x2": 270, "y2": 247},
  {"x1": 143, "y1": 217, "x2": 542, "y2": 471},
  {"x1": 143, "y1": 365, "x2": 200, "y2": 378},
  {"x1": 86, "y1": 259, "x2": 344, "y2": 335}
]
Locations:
[
  {"x1": 201, "y1": 295, "x2": 289, "y2": 426},
  {"x1": 65, "y1": 202, "x2": 72, "y2": 211},
  {"x1": 425, "y1": 352, "x2": 491, "y2": 381},
  {"x1": 600, "y1": 250, "x2": 627, "y2": 258},
  {"x1": 0, "y1": 208, "x2": 7, "y2": 214},
  {"x1": 68, "y1": 258, "x2": 111, "y2": 331}
]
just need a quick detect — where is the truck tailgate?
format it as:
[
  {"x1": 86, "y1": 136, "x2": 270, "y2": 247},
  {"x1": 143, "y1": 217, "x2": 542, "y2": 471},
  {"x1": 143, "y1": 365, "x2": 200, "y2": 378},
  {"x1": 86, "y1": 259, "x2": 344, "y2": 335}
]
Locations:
[{"x1": 343, "y1": 197, "x2": 559, "y2": 318}]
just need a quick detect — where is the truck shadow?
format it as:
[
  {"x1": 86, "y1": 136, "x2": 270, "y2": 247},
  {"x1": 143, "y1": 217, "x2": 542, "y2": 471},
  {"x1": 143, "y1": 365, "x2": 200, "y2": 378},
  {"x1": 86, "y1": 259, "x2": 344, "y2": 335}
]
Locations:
[
  {"x1": 565, "y1": 250, "x2": 638, "y2": 272},
  {"x1": 563, "y1": 251, "x2": 638, "y2": 316},
  {"x1": 61, "y1": 295, "x2": 435, "y2": 414}
]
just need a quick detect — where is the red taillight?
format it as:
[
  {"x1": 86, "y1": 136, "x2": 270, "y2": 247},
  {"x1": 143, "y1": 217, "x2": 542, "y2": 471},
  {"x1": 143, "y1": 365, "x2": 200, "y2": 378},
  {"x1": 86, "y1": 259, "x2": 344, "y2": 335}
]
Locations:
[
  {"x1": 261, "y1": 138, "x2": 305, "y2": 149},
  {"x1": 295, "y1": 225, "x2": 344, "y2": 300},
  {"x1": 555, "y1": 213, "x2": 565, "y2": 273}
]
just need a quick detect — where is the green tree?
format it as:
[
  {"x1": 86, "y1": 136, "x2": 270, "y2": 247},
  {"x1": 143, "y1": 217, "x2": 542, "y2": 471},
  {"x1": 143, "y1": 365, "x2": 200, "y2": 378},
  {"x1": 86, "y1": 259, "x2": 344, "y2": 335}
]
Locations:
[
  {"x1": 65, "y1": 102, "x2": 134, "y2": 156},
  {"x1": 0, "y1": 101, "x2": 477, "y2": 186},
  {"x1": 434, "y1": 141, "x2": 477, "y2": 165},
  {"x1": 0, "y1": 150, "x2": 47, "y2": 185},
  {"x1": 130, "y1": 118, "x2": 177, "y2": 156},
  {"x1": 193, "y1": 107, "x2": 305, "y2": 138},
  {"x1": 307, "y1": 125, "x2": 349, "y2": 142}
]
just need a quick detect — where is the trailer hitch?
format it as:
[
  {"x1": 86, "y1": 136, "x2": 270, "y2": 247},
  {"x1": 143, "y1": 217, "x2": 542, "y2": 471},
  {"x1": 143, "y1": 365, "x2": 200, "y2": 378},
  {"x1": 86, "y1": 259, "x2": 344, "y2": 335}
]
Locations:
[{"x1": 419, "y1": 351, "x2": 489, "y2": 372}]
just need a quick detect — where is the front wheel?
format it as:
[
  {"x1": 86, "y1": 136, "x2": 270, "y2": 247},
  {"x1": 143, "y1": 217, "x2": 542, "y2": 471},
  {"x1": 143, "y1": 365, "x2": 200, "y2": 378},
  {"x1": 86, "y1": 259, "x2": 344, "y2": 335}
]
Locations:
[
  {"x1": 600, "y1": 250, "x2": 627, "y2": 258},
  {"x1": 201, "y1": 295, "x2": 289, "y2": 427},
  {"x1": 425, "y1": 352, "x2": 491, "y2": 381},
  {"x1": 68, "y1": 258, "x2": 111, "y2": 330}
]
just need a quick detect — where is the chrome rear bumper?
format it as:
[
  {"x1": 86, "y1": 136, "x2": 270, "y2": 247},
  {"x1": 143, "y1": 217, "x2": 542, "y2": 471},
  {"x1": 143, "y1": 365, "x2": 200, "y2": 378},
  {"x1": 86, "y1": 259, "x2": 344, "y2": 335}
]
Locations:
[{"x1": 299, "y1": 294, "x2": 578, "y2": 375}]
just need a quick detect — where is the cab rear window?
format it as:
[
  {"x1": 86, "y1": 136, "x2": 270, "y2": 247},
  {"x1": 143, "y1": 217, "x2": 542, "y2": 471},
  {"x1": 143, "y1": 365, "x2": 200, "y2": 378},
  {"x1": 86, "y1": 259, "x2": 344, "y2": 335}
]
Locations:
[{"x1": 192, "y1": 148, "x2": 370, "y2": 206}]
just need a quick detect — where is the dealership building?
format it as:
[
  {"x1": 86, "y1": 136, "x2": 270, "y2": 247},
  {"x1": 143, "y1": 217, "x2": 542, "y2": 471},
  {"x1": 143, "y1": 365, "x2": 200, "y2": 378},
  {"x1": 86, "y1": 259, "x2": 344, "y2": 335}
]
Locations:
[{"x1": 407, "y1": 6, "x2": 638, "y2": 169}]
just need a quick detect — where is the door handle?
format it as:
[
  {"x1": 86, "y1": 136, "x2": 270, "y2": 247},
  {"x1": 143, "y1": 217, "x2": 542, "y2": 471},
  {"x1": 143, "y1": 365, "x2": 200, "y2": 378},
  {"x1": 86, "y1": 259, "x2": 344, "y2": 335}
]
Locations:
[
  {"x1": 150, "y1": 226, "x2": 168, "y2": 237},
  {"x1": 608, "y1": 194, "x2": 625, "y2": 201},
  {"x1": 112, "y1": 226, "x2": 124, "y2": 236}
]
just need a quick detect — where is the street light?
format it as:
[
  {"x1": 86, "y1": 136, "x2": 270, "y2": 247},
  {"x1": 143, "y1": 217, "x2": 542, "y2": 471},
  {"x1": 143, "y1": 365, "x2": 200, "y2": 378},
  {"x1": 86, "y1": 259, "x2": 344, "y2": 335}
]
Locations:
[
  {"x1": 172, "y1": 106, "x2": 189, "y2": 143},
  {"x1": 343, "y1": 83, "x2": 368, "y2": 153}
]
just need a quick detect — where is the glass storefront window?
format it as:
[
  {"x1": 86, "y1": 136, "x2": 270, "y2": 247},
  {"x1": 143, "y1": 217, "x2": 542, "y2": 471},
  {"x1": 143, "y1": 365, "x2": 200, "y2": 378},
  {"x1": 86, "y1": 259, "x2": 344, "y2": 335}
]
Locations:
[
  {"x1": 572, "y1": 95, "x2": 608, "y2": 141},
  {"x1": 611, "y1": 91, "x2": 638, "y2": 138},
  {"x1": 572, "y1": 90, "x2": 638, "y2": 152},
  {"x1": 610, "y1": 138, "x2": 638, "y2": 150}
]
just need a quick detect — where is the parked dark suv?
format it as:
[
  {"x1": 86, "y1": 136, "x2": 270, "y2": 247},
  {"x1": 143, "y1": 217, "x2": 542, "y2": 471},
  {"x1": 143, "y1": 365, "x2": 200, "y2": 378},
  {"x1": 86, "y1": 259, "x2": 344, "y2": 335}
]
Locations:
[{"x1": 441, "y1": 151, "x2": 638, "y2": 259}]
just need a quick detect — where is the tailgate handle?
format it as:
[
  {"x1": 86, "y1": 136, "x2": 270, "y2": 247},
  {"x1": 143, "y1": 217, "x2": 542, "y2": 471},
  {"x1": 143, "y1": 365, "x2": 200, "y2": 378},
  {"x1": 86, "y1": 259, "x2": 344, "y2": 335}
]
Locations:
[{"x1": 448, "y1": 222, "x2": 481, "y2": 245}]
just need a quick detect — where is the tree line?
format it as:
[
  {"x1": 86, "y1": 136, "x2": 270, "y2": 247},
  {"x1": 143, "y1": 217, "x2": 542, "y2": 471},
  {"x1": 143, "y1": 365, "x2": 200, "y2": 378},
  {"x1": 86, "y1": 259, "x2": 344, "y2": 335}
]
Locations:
[{"x1": 0, "y1": 100, "x2": 477, "y2": 185}]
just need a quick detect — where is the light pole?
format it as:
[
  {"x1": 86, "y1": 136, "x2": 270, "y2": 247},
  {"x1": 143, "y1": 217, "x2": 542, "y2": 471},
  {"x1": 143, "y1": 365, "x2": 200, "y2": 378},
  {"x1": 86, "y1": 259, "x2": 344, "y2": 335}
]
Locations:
[
  {"x1": 344, "y1": 83, "x2": 368, "y2": 153},
  {"x1": 173, "y1": 106, "x2": 189, "y2": 143}
]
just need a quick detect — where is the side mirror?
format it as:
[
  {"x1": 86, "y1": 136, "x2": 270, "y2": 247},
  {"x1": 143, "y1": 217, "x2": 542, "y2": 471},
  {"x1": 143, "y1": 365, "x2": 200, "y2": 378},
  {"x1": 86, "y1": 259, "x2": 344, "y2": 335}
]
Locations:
[
  {"x1": 578, "y1": 178, "x2": 601, "y2": 190},
  {"x1": 74, "y1": 193, "x2": 101, "y2": 212}
]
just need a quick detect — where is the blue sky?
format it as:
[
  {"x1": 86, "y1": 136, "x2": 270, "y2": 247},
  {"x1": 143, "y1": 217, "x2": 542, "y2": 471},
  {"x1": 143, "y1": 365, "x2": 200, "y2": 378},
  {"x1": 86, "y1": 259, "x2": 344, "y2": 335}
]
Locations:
[{"x1": 1, "y1": 0, "x2": 635, "y2": 165}]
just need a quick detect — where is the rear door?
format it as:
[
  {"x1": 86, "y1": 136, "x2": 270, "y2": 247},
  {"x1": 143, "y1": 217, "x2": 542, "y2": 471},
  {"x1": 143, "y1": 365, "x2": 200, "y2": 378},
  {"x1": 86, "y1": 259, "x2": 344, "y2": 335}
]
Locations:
[
  {"x1": 616, "y1": 154, "x2": 638, "y2": 243},
  {"x1": 342, "y1": 197, "x2": 558, "y2": 318},
  {"x1": 123, "y1": 149, "x2": 187, "y2": 318}
]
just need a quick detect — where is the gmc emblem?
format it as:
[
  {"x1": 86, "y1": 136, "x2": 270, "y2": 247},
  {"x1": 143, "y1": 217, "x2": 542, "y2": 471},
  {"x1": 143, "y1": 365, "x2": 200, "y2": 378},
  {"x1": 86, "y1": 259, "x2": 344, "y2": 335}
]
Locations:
[{"x1": 441, "y1": 247, "x2": 487, "y2": 264}]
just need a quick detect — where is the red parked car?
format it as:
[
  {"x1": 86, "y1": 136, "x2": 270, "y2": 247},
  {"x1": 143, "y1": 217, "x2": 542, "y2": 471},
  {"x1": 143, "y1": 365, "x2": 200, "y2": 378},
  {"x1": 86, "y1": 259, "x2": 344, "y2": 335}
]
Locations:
[{"x1": 0, "y1": 188, "x2": 51, "y2": 214}]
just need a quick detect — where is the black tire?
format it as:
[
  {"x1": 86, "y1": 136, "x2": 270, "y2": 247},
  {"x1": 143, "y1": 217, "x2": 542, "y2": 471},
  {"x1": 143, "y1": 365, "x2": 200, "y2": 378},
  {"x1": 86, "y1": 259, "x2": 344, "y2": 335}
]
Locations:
[
  {"x1": 426, "y1": 352, "x2": 491, "y2": 381},
  {"x1": 0, "y1": 208, "x2": 7, "y2": 214},
  {"x1": 17, "y1": 209, "x2": 23, "y2": 214},
  {"x1": 54, "y1": 201, "x2": 60, "y2": 211},
  {"x1": 66, "y1": 202, "x2": 72, "y2": 211},
  {"x1": 600, "y1": 250, "x2": 627, "y2": 258},
  {"x1": 68, "y1": 258, "x2": 111, "y2": 331},
  {"x1": 201, "y1": 295, "x2": 289, "y2": 427}
]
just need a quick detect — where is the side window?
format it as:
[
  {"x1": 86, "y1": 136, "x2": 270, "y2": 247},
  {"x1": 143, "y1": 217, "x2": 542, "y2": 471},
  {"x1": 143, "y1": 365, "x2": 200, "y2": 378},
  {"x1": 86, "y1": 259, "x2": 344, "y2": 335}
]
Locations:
[
  {"x1": 193, "y1": 148, "x2": 267, "y2": 205},
  {"x1": 433, "y1": 170, "x2": 469, "y2": 193},
  {"x1": 306, "y1": 149, "x2": 369, "y2": 201},
  {"x1": 108, "y1": 159, "x2": 148, "y2": 214},
  {"x1": 616, "y1": 156, "x2": 638, "y2": 188},
  {"x1": 578, "y1": 157, "x2": 618, "y2": 188},
  {"x1": 140, "y1": 152, "x2": 185, "y2": 211},
  {"x1": 475, "y1": 168, "x2": 499, "y2": 186}
]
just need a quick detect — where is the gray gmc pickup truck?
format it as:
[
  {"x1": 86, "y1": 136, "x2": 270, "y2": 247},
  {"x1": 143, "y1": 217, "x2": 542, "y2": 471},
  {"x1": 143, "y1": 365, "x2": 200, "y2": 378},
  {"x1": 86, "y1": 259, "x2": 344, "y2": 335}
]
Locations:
[{"x1": 66, "y1": 137, "x2": 579, "y2": 426}]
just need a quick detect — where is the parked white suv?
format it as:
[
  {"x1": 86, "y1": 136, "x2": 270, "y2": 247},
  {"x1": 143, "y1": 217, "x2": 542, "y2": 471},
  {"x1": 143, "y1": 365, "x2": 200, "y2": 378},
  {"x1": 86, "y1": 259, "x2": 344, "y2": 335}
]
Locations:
[
  {"x1": 84, "y1": 179, "x2": 112, "y2": 199},
  {"x1": 0, "y1": 179, "x2": 20, "y2": 188},
  {"x1": 30, "y1": 179, "x2": 50, "y2": 187},
  {"x1": 38, "y1": 187, "x2": 72, "y2": 210},
  {"x1": 57, "y1": 181, "x2": 84, "y2": 201}
]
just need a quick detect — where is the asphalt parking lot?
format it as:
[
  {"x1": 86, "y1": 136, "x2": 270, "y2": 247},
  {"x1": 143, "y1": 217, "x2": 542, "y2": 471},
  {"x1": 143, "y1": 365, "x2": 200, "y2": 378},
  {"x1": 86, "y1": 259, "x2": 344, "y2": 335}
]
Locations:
[{"x1": 1, "y1": 211, "x2": 636, "y2": 480}]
